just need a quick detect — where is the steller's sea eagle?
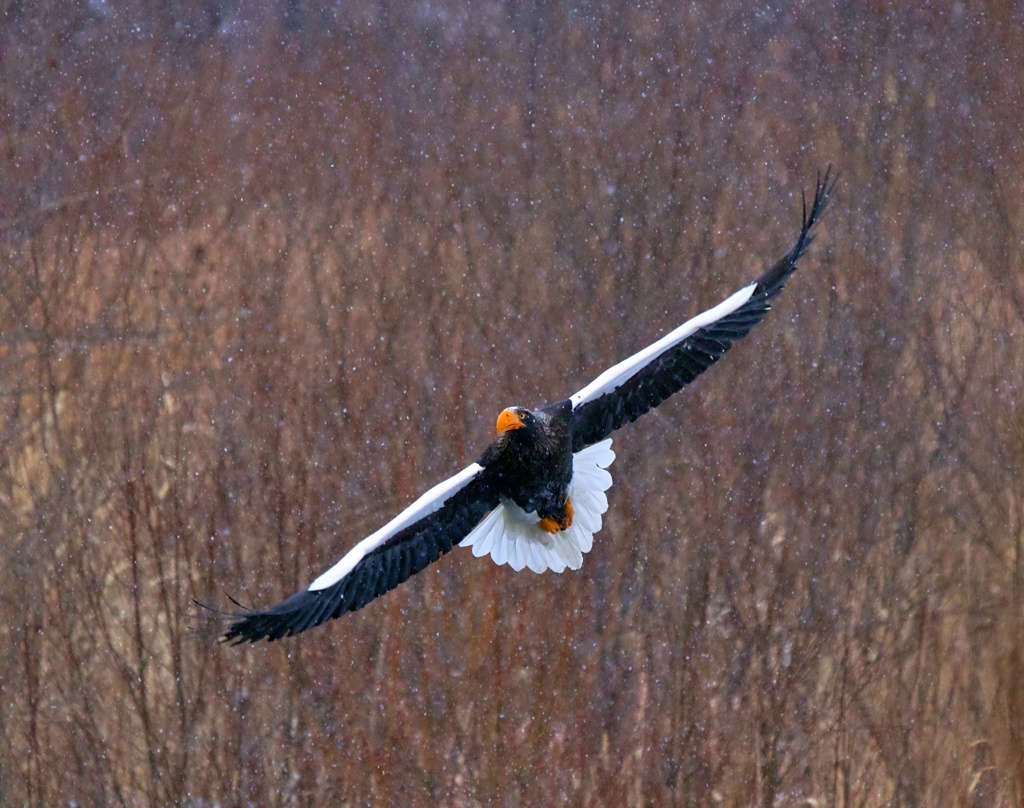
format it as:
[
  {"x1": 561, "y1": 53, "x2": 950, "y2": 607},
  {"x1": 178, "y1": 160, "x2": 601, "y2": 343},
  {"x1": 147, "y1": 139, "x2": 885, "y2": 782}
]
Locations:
[{"x1": 220, "y1": 168, "x2": 836, "y2": 644}]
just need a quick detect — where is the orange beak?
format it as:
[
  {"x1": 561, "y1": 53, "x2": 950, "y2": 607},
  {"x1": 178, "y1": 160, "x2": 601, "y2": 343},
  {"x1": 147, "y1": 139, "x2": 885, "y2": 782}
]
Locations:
[{"x1": 496, "y1": 408, "x2": 525, "y2": 434}]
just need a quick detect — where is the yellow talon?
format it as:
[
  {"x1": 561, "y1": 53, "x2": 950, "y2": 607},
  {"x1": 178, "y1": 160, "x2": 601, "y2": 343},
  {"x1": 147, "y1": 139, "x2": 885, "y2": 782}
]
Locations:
[
  {"x1": 562, "y1": 497, "x2": 574, "y2": 529},
  {"x1": 538, "y1": 515, "x2": 561, "y2": 533},
  {"x1": 538, "y1": 497, "x2": 574, "y2": 533}
]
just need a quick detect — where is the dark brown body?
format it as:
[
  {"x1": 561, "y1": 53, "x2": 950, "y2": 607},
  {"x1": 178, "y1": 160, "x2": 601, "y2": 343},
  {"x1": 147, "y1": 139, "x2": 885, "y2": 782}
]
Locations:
[{"x1": 479, "y1": 400, "x2": 574, "y2": 523}]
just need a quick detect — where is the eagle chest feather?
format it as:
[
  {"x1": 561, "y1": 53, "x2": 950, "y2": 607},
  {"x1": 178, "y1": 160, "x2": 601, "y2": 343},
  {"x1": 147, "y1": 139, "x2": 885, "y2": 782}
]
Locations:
[{"x1": 485, "y1": 405, "x2": 573, "y2": 518}]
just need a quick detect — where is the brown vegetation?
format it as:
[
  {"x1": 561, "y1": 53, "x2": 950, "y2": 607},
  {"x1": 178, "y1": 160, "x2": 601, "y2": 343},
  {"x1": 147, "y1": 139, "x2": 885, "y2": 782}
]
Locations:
[{"x1": 1, "y1": 2, "x2": 1022, "y2": 805}]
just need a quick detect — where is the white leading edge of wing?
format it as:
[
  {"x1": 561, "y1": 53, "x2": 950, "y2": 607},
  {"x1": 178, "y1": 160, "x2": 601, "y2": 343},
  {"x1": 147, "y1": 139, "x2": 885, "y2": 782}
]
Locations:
[
  {"x1": 569, "y1": 282, "x2": 757, "y2": 409},
  {"x1": 308, "y1": 462, "x2": 485, "y2": 591}
]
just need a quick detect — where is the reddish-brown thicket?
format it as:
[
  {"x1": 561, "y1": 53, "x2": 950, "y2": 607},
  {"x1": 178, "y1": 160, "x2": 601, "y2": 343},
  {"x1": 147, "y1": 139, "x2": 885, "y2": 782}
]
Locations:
[{"x1": 1, "y1": 2, "x2": 1021, "y2": 805}]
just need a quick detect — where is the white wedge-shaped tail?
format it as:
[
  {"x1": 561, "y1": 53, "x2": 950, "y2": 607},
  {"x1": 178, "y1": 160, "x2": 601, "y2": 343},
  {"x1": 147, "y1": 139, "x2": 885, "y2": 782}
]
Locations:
[{"x1": 460, "y1": 439, "x2": 615, "y2": 573}]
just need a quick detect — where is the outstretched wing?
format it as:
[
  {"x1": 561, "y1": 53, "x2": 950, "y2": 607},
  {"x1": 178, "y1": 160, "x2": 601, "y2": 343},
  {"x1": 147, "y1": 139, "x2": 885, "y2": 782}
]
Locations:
[
  {"x1": 569, "y1": 167, "x2": 835, "y2": 452},
  {"x1": 221, "y1": 464, "x2": 499, "y2": 643}
]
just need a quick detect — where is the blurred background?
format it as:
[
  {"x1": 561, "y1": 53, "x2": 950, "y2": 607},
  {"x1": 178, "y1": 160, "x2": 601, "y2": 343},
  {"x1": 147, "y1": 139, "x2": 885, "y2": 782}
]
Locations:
[{"x1": 1, "y1": 1, "x2": 1022, "y2": 805}]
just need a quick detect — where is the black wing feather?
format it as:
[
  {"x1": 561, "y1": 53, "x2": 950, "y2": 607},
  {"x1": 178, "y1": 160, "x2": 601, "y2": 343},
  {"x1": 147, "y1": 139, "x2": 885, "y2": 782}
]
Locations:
[
  {"x1": 221, "y1": 471, "x2": 499, "y2": 644},
  {"x1": 571, "y1": 167, "x2": 835, "y2": 452}
]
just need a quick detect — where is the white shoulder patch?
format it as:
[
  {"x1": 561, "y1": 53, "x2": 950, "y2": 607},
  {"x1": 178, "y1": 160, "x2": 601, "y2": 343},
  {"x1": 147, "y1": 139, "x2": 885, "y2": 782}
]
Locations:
[
  {"x1": 570, "y1": 283, "x2": 757, "y2": 409},
  {"x1": 459, "y1": 439, "x2": 616, "y2": 573},
  {"x1": 308, "y1": 463, "x2": 484, "y2": 591}
]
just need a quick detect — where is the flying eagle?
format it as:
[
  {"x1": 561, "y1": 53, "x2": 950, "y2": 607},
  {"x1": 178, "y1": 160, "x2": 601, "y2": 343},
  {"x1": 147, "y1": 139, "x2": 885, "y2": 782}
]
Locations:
[{"x1": 221, "y1": 168, "x2": 835, "y2": 644}]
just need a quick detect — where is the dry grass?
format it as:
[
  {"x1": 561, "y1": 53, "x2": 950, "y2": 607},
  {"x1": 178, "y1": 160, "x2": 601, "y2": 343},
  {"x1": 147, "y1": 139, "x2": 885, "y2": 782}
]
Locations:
[{"x1": 1, "y1": 2, "x2": 1022, "y2": 805}]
